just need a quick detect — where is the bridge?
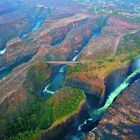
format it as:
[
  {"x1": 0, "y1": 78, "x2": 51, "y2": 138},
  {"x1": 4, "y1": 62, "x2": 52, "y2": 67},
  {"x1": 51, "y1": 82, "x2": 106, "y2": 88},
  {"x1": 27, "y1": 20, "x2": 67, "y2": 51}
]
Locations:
[{"x1": 46, "y1": 60, "x2": 92, "y2": 65}]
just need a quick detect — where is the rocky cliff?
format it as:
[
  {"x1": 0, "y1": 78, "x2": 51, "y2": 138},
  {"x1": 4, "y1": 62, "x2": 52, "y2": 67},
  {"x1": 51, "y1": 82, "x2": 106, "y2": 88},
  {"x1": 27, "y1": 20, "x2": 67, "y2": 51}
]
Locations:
[
  {"x1": 92, "y1": 79, "x2": 140, "y2": 140},
  {"x1": 83, "y1": 61, "x2": 140, "y2": 140}
]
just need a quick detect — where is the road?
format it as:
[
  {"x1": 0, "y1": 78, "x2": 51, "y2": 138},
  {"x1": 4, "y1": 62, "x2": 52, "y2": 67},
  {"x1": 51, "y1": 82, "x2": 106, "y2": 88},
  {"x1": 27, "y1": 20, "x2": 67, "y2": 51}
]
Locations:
[{"x1": 110, "y1": 29, "x2": 140, "y2": 58}]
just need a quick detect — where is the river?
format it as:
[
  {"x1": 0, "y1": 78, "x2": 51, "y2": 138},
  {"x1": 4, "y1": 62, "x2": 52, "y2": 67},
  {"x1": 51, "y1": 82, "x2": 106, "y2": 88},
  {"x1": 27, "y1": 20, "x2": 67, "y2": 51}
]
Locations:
[
  {"x1": 73, "y1": 57, "x2": 140, "y2": 140},
  {"x1": 0, "y1": 18, "x2": 45, "y2": 79},
  {"x1": 42, "y1": 28, "x2": 101, "y2": 96},
  {"x1": 0, "y1": 18, "x2": 44, "y2": 55},
  {"x1": 2, "y1": 14, "x2": 140, "y2": 139}
]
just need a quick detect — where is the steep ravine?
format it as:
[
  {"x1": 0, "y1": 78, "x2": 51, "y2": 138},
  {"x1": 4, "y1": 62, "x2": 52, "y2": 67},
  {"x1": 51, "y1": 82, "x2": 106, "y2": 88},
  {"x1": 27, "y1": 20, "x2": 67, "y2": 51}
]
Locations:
[
  {"x1": 64, "y1": 78, "x2": 102, "y2": 109},
  {"x1": 37, "y1": 57, "x2": 140, "y2": 140},
  {"x1": 93, "y1": 79, "x2": 140, "y2": 140},
  {"x1": 0, "y1": 16, "x2": 97, "y2": 80},
  {"x1": 42, "y1": 27, "x2": 102, "y2": 96},
  {"x1": 80, "y1": 57, "x2": 140, "y2": 140},
  {"x1": 0, "y1": 18, "x2": 45, "y2": 79},
  {"x1": 0, "y1": 18, "x2": 45, "y2": 54}
]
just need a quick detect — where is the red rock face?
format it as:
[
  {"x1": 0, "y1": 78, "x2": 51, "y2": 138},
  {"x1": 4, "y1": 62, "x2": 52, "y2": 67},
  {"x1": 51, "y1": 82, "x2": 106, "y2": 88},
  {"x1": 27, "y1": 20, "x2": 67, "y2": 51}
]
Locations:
[
  {"x1": 70, "y1": 71, "x2": 104, "y2": 97},
  {"x1": 0, "y1": 14, "x2": 97, "y2": 71},
  {"x1": 90, "y1": 79, "x2": 140, "y2": 140}
]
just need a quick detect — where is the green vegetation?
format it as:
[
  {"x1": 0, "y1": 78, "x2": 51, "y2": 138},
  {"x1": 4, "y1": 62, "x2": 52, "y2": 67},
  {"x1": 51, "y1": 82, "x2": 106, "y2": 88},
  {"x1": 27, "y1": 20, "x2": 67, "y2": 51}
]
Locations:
[
  {"x1": 120, "y1": 54, "x2": 137, "y2": 63},
  {"x1": 4, "y1": 99, "x2": 43, "y2": 140},
  {"x1": 90, "y1": 7, "x2": 114, "y2": 15},
  {"x1": 117, "y1": 32, "x2": 140, "y2": 54},
  {"x1": 0, "y1": 61, "x2": 51, "y2": 139},
  {"x1": 67, "y1": 63, "x2": 88, "y2": 75},
  {"x1": 95, "y1": 57, "x2": 115, "y2": 65},
  {"x1": 105, "y1": 57, "x2": 116, "y2": 62},
  {"x1": 117, "y1": 31, "x2": 140, "y2": 62},
  {"x1": 0, "y1": 61, "x2": 85, "y2": 140},
  {"x1": 4, "y1": 87, "x2": 85, "y2": 140},
  {"x1": 40, "y1": 87, "x2": 85, "y2": 126}
]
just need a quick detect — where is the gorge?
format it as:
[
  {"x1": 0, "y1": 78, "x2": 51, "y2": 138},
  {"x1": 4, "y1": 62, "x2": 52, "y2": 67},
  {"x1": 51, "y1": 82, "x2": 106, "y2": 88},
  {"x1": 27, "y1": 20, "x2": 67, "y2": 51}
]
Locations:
[
  {"x1": 54, "y1": 57, "x2": 140, "y2": 140},
  {"x1": 0, "y1": 1, "x2": 140, "y2": 140}
]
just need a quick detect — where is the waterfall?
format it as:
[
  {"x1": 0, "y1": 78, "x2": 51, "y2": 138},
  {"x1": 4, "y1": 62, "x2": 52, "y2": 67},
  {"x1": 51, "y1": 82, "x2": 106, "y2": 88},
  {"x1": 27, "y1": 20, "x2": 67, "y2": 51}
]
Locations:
[
  {"x1": 78, "y1": 58, "x2": 140, "y2": 134},
  {"x1": 92, "y1": 68, "x2": 140, "y2": 118}
]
